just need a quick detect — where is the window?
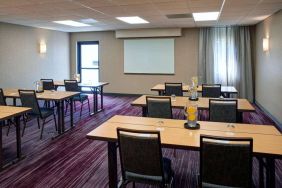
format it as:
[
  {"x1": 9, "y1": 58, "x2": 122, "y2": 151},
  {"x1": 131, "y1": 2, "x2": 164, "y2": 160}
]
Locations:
[
  {"x1": 77, "y1": 41, "x2": 99, "y2": 91},
  {"x1": 212, "y1": 28, "x2": 237, "y2": 86}
]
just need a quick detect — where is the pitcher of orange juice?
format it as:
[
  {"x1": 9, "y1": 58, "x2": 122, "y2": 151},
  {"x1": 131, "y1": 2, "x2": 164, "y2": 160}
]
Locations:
[{"x1": 184, "y1": 103, "x2": 198, "y2": 128}]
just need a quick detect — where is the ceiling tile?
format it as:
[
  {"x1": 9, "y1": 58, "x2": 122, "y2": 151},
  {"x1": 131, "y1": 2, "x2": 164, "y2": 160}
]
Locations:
[{"x1": 0, "y1": 0, "x2": 280, "y2": 31}]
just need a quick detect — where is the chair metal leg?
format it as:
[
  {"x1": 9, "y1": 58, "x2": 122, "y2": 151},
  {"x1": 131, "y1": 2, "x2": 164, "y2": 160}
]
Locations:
[
  {"x1": 40, "y1": 119, "x2": 45, "y2": 139},
  {"x1": 87, "y1": 98, "x2": 90, "y2": 114},
  {"x1": 132, "y1": 182, "x2": 135, "y2": 188},
  {"x1": 37, "y1": 117, "x2": 40, "y2": 129},
  {"x1": 22, "y1": 118, "x2": 27, "y2": 137},
  {"x1": 53, "y1": 114, "x2": 57, "y2": 131},
  {"x1": 6, "y1": 120, "x2": 11, "y2": 136},
  {"x1": 120, "y1": 181, "x2": 129, "y2": 188},
  {"x1": 65, "y1": 102, "x2": 68, "y2": 115},
  {"x1": 80, "y1": 101, "x2": 84, "y2": 117},
  {"x1": 74, "y1": 101, "x2": 76, "y2": 112}
]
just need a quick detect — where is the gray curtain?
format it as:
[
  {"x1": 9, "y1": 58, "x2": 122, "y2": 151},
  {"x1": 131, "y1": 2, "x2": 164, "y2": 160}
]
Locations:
[{"x1": 198, "y1": 26, "x2": 253, "y2": 101}]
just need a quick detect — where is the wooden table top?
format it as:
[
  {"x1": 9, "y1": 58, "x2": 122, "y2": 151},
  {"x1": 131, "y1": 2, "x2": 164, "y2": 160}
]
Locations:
[
  {"x1": 3, "y1": 89, "x2": 80, "y2": 101},
  {"x1": 54, "y1": 81, "x2": 109, "y2": 87},
  {"x1": 151, "y1": 84, "x2": 238, "y2": 93},
  {"x1": 87, "y1": 115, "x2": 282, "y2": 158},
  {"x1": 131, "y1": 95, "x2": 255, "y2": 112},
  {"x1": 108, "y1": 115, "x2": 281, "y2": 136},
  {"x1": 0, "y1": 105, "x2": 31, "y2": 121}
]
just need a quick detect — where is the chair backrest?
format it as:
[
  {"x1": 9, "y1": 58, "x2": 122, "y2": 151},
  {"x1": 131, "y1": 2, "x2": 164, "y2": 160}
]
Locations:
[
  {"x1": 41, "y1": 79, "x2": 55, "y2": 90},
  {"x1": 164, "y1": 82, "x2": 183, "y2": 96},
  {"x1": 200, "y1": 135, "x2": 253, "y2": 188},
  {"x1": 209, "y1": 99, "x2": 238, "y2": 123},
  {"x1": 64, "y1": 80, "x2": 80, "y2": 92},
  {"x1": 146, "y1": 96, "x2": 172, "y2": 119},
  {"x1": 0, "y1": 88, "x2": 7, "y2": 106},
  {"x1": 18, "y1": 90, "x2": 41, "y2": 116},
  {"x1": 117, "y1": 128, "x2": 165, "y2": 185},
  {"x1": 202, "y1": 84, "x2": 221, "y2": 98}
]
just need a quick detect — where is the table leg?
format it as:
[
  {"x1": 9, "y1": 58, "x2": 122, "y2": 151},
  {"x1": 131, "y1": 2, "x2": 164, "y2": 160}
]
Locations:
[
  {"x1": 237, "y1": 112, "x2": 243, "y2": 123},
  {"x1": 100, "y1": 86, "x2": 104, "y2": 110},
  {"x1": 70, "y1": 98, "x2": 74, "y2": 128},
  {"x1": 13, "y1": 98, "x2": 17, "y2": 106},
  {"x1": 90, "y1": 87, "x2": 98, "y2": 116},
  {"x1": 95, "y1": 88, "x2": 98, "y2": 112},
  {"x1": 266, "y1": 158, "x2": 275, "y2": 188},
  {"x1": 258, "y1": 157, "x2": 264, "y2": 188},
  {"x1": 108, "y1": 142, "x2": 117, "y2": 188},
  {"x1": 15, "y1": 116, "x2": 22, "y2": 159},
  {"x1": 142, "y1": 107, "x2": 147, "y2": 117},
  {"x1": 61, "y1": 100, "x2": 65, "y2": 133},
  {"x1": 93, "y1": 88, "x2": 97, "y2": 113},
  {"x1": 56, "y1": 101, "x2": 62, "y2": 135},
  {"x1": 158, "y1": 91, "x2": 162, "y2": 96}
]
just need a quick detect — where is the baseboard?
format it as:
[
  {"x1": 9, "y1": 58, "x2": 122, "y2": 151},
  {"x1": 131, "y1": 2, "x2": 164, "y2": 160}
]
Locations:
[
  {"x1": 80, "y1": 91, "x2": 142, "y2": 97},
  {"x1": 104, "y1": 92, "x2": 143, "y2": 97},
  {"x1": 255, "y1": 100, "x2": 282, "y2": 132}
]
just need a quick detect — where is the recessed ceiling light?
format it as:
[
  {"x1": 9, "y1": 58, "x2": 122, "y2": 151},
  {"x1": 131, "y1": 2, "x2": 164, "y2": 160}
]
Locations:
[
  {"x1": 116, "y1": 16, "x2": 149, "y2": 24},
  {"x1": 192, "y1": 12, "x2": 219, "y2": 21},
  {"x1": 53, "y1": 20, "x2": 91, "y2": 27}
]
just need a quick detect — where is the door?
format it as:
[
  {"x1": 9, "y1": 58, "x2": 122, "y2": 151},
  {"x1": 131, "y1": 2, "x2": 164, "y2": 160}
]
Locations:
[{"x1": 77, "y1": 41, "x2": 99, "y2": 87}]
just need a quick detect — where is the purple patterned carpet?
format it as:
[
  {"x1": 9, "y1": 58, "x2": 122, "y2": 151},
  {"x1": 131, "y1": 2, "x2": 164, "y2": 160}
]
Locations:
[{"x1": 0, "y1": 95, "x2": 281, "y2": 188}]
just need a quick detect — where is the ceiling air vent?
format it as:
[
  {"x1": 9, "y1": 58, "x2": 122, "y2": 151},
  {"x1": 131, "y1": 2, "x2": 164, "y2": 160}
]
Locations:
[{"x1": 166, "y1": 13, "x2": 192, "y2": 19}]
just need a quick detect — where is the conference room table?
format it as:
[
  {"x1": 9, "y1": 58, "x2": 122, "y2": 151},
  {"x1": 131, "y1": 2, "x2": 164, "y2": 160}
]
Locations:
[
  {"x1": 54, "y1": 81, "x2": 109, "y2": 115},
  {"x1": 0, "y1": 105, "x2": 31, "y2": 169},
  {"x1": 151, "y1": 84, "x2": 238, "y2": 97},
  {"x1": 3, "y1": 89, "x2": 80, "y2": 136},
  {"x1": 86, "y1": 115, "x2": 282, "y2": 188},
  {"x1": 131, "y1": 95, "x2": 255, "y2": 122}
]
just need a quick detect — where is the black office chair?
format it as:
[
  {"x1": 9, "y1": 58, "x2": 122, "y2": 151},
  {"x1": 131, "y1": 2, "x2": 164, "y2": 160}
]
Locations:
[
  {"x1": 0, "y1": 88, "x2": 17, "y2": 136},
  {"x1": 0, "y1": 88, "x2": 8, "y2": 132},
  {"x1": 41, "y1": 79, "x2": 56, "y2": 91},
  {"x1": 202, "y1": 84, "x2": 221, "y2": 98},
  {"x1": 0, "y1": 88, "x2": 6, "y2": 106},
  {"x1": 19, "y1": 90, "x2": 57, "y2": 139},
  {"x1": 199, "y1": 135, "x2": 253, "y2": 188},
  {"x1": 146, "y1": 96, "x2": 172, "y2": 119},
  {"x1": 41, "y1": 79, "x2": 56, "y2": 108},
  {"x1": 164, "y1": 82, "x2": 183, "y2": 96},
  {"x1": 209, "y1": 99, "x2": 238, "y2": 123},
  {"x1": 117, "y1": 128, "x2": 174, "y2": 188},
  {"x1": 146, "y1": 96, "x2": 176, "y2": 157},
  {"x1": 64, "y1": 80, "x2": 90, "y2": 117}
]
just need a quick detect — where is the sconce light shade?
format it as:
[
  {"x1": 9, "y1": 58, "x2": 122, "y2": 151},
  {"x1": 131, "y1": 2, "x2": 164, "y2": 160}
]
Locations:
[
  {"x1": 39, "y1": 41, "x2": 47, "y2": 54},
  {"x1": 263, "y1": 38, "x2": 269, "y2": 52}
]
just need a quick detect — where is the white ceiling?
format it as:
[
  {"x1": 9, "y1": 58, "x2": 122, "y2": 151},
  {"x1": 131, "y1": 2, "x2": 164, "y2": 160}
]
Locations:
[{"x1": 0, "y1": 0, "x2": 281, "y2": 32}]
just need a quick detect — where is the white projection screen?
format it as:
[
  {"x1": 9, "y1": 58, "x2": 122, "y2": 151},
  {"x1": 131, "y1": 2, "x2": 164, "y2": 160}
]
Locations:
[{"x1": 124, "y1": 38, "x2": 174, "y2": 74}]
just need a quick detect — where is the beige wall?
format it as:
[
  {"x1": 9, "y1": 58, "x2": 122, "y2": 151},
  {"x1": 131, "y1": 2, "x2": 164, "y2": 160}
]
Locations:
[
  {"x1": 0, "y1": 22, "x2": 70, "y2": 89},
  {"x1": 70, "y1": 28, "x2": 199, "y2": 94},
  {"x1": 255, "y1": 10, "x2": 282, "y2": 126}
]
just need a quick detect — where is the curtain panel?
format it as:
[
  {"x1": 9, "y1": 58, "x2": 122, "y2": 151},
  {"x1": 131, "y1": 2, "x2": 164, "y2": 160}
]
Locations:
[{"x1": 198, "y1": 26, "x2": 254, "y2": 101}]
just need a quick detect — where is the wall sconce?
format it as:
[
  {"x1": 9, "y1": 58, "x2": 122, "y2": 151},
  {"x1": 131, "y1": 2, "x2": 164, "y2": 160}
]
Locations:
[
  {"x1": 263, "y1": 37, "x2": 269, "y2": 52},
  {"x1": 39, "y1": 41, "x2": 47, "y2": 54}
]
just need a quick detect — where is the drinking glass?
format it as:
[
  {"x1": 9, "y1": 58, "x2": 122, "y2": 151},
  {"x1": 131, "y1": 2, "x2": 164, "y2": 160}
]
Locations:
[
  {"x1": 184, "y1": 103, "x2": 198, "y2": 127},
  {"x1": 190, "y1": 86, "x2": 198, "y2": 100},
  {"x1": 191, "y1": 76, "x2": 198, "y2": 87}
]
